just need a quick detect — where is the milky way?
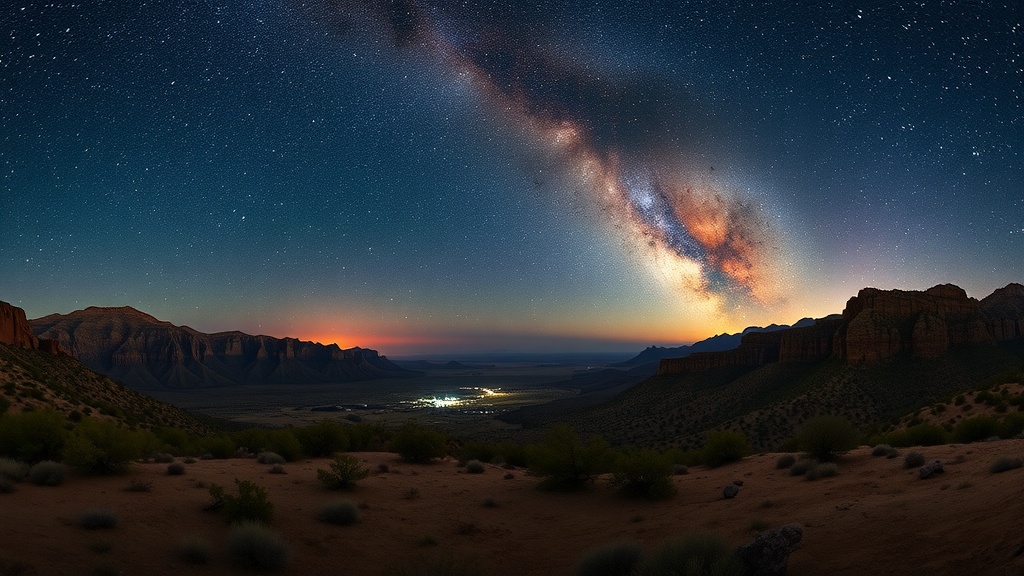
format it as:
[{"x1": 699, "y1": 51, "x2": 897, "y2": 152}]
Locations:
[{"x1": 331, "y1": 0, "x2": 786, "y2": 312}]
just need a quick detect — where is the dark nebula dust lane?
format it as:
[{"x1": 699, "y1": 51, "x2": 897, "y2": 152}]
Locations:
[{"x1": 328, "y1": 0, "x2": 787, "y2": 310}]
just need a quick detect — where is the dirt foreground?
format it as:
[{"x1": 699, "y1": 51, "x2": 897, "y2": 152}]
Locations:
[{"x1": 4, "y1": 440, "x2": 1024, "y2": 575}]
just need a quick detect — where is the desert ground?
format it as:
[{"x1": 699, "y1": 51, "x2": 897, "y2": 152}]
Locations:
[{"x1": 4, "y1": 440, "x2": 1024, "y2": 576}]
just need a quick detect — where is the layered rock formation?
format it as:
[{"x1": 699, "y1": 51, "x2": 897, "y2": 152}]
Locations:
[
  {"x1": 30, "y1": 306, "x2": 416, "y2": 389},
  {"x1": 660, "y1": 283, "x2": 1024, "y2": 375},
  {"x1": 0, "y1": 301, "x2": 63, "y2": 354}
]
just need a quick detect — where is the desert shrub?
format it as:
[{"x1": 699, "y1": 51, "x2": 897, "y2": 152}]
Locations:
[
  {"x1": 0, "y1": 409, "x2": 68, "y2": 462},
  {"x1": 576, "y1": 542, "x2": 642, "y2": 576},
  {"x1": 904, "y1": 451, "x2": 925, "y2": 468},
  {"x1": 228, "y1": 521, "x2": 290, "y2": 571},
  {"x1": 209, "y1": 479, "x2": 274, "y2": 524},
  {"x1": 80, "y1": 509, "x2": 119, "y2": 530},
  {"x1": 465, "y1": 459, "x2": 485, "y2": 474},
  {"x1": 871, "y1": 444, "x2": 897, "y2": 457},
  {"x1": 156, "y1": 427, "x2": 190, "y2": 452},
  {"x1": 885, "y1": 423, "x2": 950, "y2": 447},
  {"x1": 990, "y1": 456, "x2": 1024, "y2": 474},
  {"x1": 196, "y1": 435, "x2": 235, "y2": 459},
  {"x1": 798, "y1": 416, "x2": 859, "y2": 462},
  {"x1": 269, "y1": 463, "x2": 285, "y2": 474},
  {"x1": 999, "y1": 412, "x2": 1024, "y2": 438},
  {"x1": 391, "y1": 421, "x2": 447, "y2": 463},
  {"x1": 0, "y1": 476, "x2": 14, "y2": 493},
  {"x1": 609, "y1": 450, "x2": 675, "y2": 500},
  {"x1": 29, "y1": 460, "x2": 66, "y2": 486},
  {"x1": 953, "y1": 416, "x2": 1001, "y2": 443},
  {"x1": 318, "y1": 499, "x2": 361, "y2": 525},
  {"x1": 167, "y1": 463, "x2": 186, "y2": 475},
  {"x1": 345, "y1": 422, "x2": 390, "y2": 452},
  {"x1": 179, "y1": 536, "x2": 211, "y2": 564},
  {"x1": 789, "y1": 458, "x2": 816, "y2": 476},
  {"x1": 295, "y1": 419, "x2": 349, "y2": 457},
  {"x1": 526, "y1": 424, "x2": 612, "y2": 491},
  {"x1": 125, "y1": 479, "x2": 152, "y2": 492},
  {"x1": 633, "y1": 533, "x2": 744, "y2": 576},
  {"x1": 265, "y1": 430, "x2": 302, "y2": 462},
  {"x1": 805, "y1": 462, "x2": 838, "y2": 480},
  {"x1": 256, "y1": 452, "x2": 286, "y2": 465},
  {"x1": 317, "y1": 454, "x2": 370, "y2": 490},
  {"x1": 775, "y1": 454, "x2": 796, "y2": 469},
  {"x1": 153, "y1": 452, "x2": 175, "y2": 464},
  {"x1": 701, "y1": 431, "x2": 750, "y2": 467},
  {"x1": 63, "y1": 418, "x2": 142, "y2": 475},
  {"x1": 0, "y1": 458, "x2": 29, "y2": 481}
]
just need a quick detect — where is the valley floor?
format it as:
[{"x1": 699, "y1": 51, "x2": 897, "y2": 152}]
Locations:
[{"x1": 4, "y1": 440, "x2": 1024, "y2": 575}]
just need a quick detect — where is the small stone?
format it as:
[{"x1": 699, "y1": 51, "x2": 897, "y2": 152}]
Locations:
[
  {"x1": 723, "y1": 484, "x2": 740, "y2": 499},
  {"x1": 738, "y1": 523, "x2": 803, "y2": 576}
]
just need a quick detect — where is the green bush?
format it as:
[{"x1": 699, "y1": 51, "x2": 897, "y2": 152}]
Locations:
[
  {"x1": 871, "y1": 444, "x2": 897, "y2": 458},
  {"x1": 789, "y1": 458, "x2": 817, "y2": 476},
  {"x1": 317, "y1": 454, "x2": 370, "y2": 490},
  {"x1": 295, "y1": 419, "x2": 349, "y2": 457},
  {"x1": 805, "y1": 462, "x2": 838, "y2": 480},
  {"x1": 209, "y1": 479, "x2": 274, "y2": 524},
  {"x1": 179, "y1": 536, "x2": 211, "y2": 564},
  {"x1": 196, "y1": 435, "x2": 236, "y2": 459},
  {"x1": 28, "y1": 460, "x2": 66, "y2": 486},
  {"x1": 318, "y1": 499, "x2": 361, "y2": 525},
  {"x1": 0, "y1": 458, "x2": 29, "y2": 481},
  {"x1": 609, "y1": 450, "x2": 675, "y2": 500},
  {"x1": 990, "y1": 456, "x2": 1023, "y2": 474},
  {"x1": 391, "y1": 421, "x2": 446, "y2": 463},
  {"x1": 904, "y1": 451, "x2": 925, "y2": 468},
  {"x1": 0, "y1": 476, "x2": 14, "y2": 493},
  {"x1": 228, "y1": 521, "x2": 290, "y2": 571},
  {"x1": 63, "y1": 418, "x2": 141, "y2": 475},
  {"x1": 0, "y1": 410, "x2": 68, "y2": 463},
  {"x1": 775, "y1": 454, "x2": 796, "y2": 469},
  {"x1": 265, "y1": 429, "x2": 303, "y2": 462},
  {"x1": 526, "y1": 424, "x2": 612, "y2": 491},
  {"x1": 999, "y1": 412, "x2": 1024, "y2": 438},
  {"x1": 884, "y1": 423, "x2": 950, "y2": 447},
  {"x1": 798, "y1": 416, "x2": 859, "y2": 462},
  {"x1": 633, "y1": 533, "x2": 744, "y2": 576},
  {"x1": 701, "y1": 431, "x2": 749, "y2": 467},
  {"x1": 80, "y1": 509, "x2": 119, "y2": 530},
  {"x1": 576, "y1": 542, "x2": 642, "y2": 576},
  {"x1": 953, "y1": 416, "x2": 1000, "y2": 443},
  {"x1": 257, "y1": 452, "x2": 286, "y2": 465}
]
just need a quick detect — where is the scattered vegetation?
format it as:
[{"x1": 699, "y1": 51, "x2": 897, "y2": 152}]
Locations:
[
  {"x1": 632, "y1": 533, "x2": 744, "y2": 576},
  {"x1": 576, "y1": 542, "x2": 642, "y2": 576},
  {"x1": 63, "y1": 418, "x2": 142, "y2": 475},
  {"x1": 609, "y1": 449, "x2": 675, "y2": 500},
  {"x1": 953, "y1": 416, "x2": 1001, "y2": 443},
  {"x1": 318, "y1": 499, "x2": 361, "y2": 526},
  {"x1": 294, "y1": 418, "x2": 349, "y2": 457},
  {"x1": 0, "y1": 458, "x2": 29, "y2": 481},
  {"x1": 789, "y1": 458, "x2": 817, "y2": 477},
  {"x1": 228, "y1": 521, "x2": 290, "y2": 571},
  {"x1": 391, "y1": 421, "x2": 447, "y2": 463},
  {"x1": 775, "y1": 454, "x2": 796, "y2": 469},
  {"x1": 256, "y1": 451, "x2": 286, "y2": 465},
  {"x1": 904, "y1": 452, "x2": 925, "y2": 468},
  {"x1": 28, "y1": 460, "x2": 66, "y2": 486},
  {"x1": 464, "y1": 459, "x2": 485, "y2": 474},
  {"x1": 124, "y1": 479, "x2": 152, "y2": 492},
  {"x1": 527, "y1": 424, "x2": 612, "y2": 491},
  {"x1": 871, "y1": 444, "x2": 898, "y2": 458},
  {"x1": 317, "y1": 454, "x2": 370, "y2": 490},
  {"x1": 990, "y1": 456, "x2": 1023, "y2": 474},
  {"x1": 0, "y1": 410, "x2": 68, "y2": 462},
  {"x1": 208, "y1": 479, "x2": 274, "y2": 524},
  {"x1": 805, "y1": 462, "x2": 839, "y2": 480},
  {"x1": 700, "y1": 431, "x2": 749, "y2": 467},
  {"x1": 80, "y1": 509, "x2": 119, "y2": 530},
  {"x1": 798, "y1": 416, "x2": 859, "y2": 462}
]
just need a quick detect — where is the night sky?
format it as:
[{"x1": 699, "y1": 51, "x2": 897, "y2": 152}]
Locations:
[{"x1": 2, "y1": 1, "x2": 1021, "y2": 355}]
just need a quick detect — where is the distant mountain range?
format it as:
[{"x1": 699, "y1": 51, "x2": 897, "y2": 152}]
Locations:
[
  {"x1": 27, "y1": 306, "x2": 417, "y2": 389},
  {"x1": 614, "y1": 318, "x2": 821, "y2": 367}
]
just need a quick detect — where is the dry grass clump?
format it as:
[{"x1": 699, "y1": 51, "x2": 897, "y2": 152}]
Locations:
[
  {"x1": 29, "y1": 461, "x2": 66, "y2": 486},
  {"x1": 989, "y1": 456, "x2": 1023, "y2": 474},
  {"x1": 465, "y1": 459, "x2": 485, "y2": 474},
  {"x1": 153, "y1": 453, "x2": 175, "y2": 464},
  {"x1": 806, "y1": 462, "x2": 838, "y2": 481},
  {"x1": 124, "y1": 479, "x2": 152, "y2": 492},
  {"x1": 0, "y1": 458, "x2": 29, "y2": 482},
  {"x1": 318, "y1": 499, "x2": 361, "y2": 526},
  {"x1": 80, "y1": 509, "x2": 119, "y2": 530},
  {"x1": 228, "y1": 522, "x2": 290, "y2": 571},
  {"x1": 775, "y1": 454, "x2": 796, "y2": 469},
  {"x1": 789, "y1": 458, "x2": 817, "y2": 476},
  {"x1": 167, "y1": 462, "x2": 186, "y2": 475},
  {"x1": 871, "y1": 444, "x2": 898, "y2": 458},
  {"x1": 632, "y1": 533, "x2": 744, "y2": 576},
  {"x1": 257, "y1": 452, "x2": 286, "y2": 465},
  {"x1": 904, "y1": 452, "x2": 925, "y2": 468}
]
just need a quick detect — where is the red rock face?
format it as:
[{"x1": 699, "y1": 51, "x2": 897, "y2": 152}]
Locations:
[
  {"x1": 0, "y1": 301, "x2": 39, "y2": 349},
  {"x1": 981, "y1": 283, "x2": 1024, "y2": 341}
]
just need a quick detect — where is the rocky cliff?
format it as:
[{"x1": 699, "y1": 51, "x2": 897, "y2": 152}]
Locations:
[
  {"x1": 0, "y1": 301, "x2": 63, "y2": 354},
  {"x1": 659, "y1": 283, "x2": 1024, "y2": 375},
  {"x1": 29, "y1": 306, "x2": 417, "y2": 389}
]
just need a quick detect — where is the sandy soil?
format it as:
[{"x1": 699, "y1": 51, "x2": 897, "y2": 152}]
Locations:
[{"x1": 3, "y1": 441, "x2": 1024, "y2": 575}]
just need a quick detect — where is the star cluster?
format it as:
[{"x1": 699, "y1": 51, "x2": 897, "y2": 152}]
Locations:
[{"x1": 1, "y1": 1, "x2": 1020, "y2": 354}]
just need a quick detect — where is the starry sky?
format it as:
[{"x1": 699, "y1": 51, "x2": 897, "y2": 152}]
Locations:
[{"x1": 1, "y1": 1, "x2": 1021, "y2": 356}]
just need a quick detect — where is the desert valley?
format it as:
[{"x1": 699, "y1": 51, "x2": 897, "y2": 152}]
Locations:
[{"x1": 2, "y1": 282, "x2": 1024, "y2": 575}]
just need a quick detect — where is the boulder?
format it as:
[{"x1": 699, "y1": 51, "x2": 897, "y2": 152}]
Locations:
[
  {"x1": 919, "y1": 460, "x2": 944, "y2": 479},
  {"x1": 737, "y1": 523, "x2": 803, "y2": 576}
]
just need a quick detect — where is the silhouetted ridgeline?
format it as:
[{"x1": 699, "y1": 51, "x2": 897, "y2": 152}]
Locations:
[
  {"x1": 660, "y1": 284, "x2": 1024, "y2": 374},
  {"x1": 29, "y1": 306, "x2": 418, "y2": 389}
]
